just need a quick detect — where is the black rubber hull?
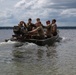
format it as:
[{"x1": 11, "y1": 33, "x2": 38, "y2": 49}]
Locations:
[
  {"x1": 6, "y1": 35, "x2": 59, "y2": 46},
  {"x1": 25, "y1": 35, "x2": 59, "y2": 46}
]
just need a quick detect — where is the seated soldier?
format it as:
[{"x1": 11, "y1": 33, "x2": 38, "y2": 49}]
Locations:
[
  {"x1": 45, "y1": 20, "x2": 53, "y2": 38},
  {"x1": 51, "y1": 19, "x2": 57, "y2": 36},
  {"x1": 35, "y1": 18, "x2": 44, "y2": 27},
  {"x1": 28, "y1": 22, "x2": 45, "y2": 39},
  {"x1": 26, "y1": 18, "x2": 36, "y2": 31}
]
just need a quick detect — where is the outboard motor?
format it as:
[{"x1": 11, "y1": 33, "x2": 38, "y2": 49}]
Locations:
[{"x1": 13, "y1": 26, "x2": 21, "y2": 35}]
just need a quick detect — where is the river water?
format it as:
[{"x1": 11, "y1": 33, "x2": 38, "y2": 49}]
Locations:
[{"x1": 0, "y1": 29, "x2": 76, "y2": 75}]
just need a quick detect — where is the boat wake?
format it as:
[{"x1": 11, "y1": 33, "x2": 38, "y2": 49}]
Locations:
[
  {"x1": 60, "y1": 36, "x2": 71, "y2": 43},
  {"x1": 62, "y1": 37, "x2": 66, "y2": 41},
  {"x1": 17, "y1": 42, "x2": 48, "y2": 51},
  {"x1": 19, "y1": 42, "x2": 38, "y2": 50},
  {"x1": 0, "y1": 40, "x2": 18, "y2": 46}
]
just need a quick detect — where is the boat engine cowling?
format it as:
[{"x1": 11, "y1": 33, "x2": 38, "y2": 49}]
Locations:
[{"x1": 13, "y1": 26, "x2": 21, "y2": 35}]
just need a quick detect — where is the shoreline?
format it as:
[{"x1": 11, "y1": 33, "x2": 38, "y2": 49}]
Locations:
[{"x1": 0, "y1": 26, "x2": 76, "y2": 29}]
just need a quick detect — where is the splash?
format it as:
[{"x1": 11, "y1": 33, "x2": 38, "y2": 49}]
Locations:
[
  {"x1": 0, "y1": 40, "x2": 18, "y2": 46},
  {"x1": 60, "y1": 36, "x2": 71, "y2": 44},
  {"x1": 62, "y1": 37, "x2": 66, "y2": 41},
  {"x1": 23, "y1": 42, "x2": 38, "y2": 49},
  {"x1": 19, "y1": 42, "x2": 48, "y2": 51}
]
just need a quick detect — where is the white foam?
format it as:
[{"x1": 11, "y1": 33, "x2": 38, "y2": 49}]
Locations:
[
  {"x1": 24, "y1": 43, "x2": 38, "y2": 49},
  {"x1": 62, "y1": 37, "x2": 66, "y2": 41},
  {"x1": 21, "y1": 42, "x2": 48, "y2": 51},
  {"x1": 60, "y1": 36, "x2": 72, "y2": 44},
  {"x1": 0, "y1": 40, "x2": 18, "y2": 46}
]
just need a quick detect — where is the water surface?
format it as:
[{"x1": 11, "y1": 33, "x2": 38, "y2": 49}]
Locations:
[{"x1": 0, "y1": 29, "x2": 76, "y2": 75}]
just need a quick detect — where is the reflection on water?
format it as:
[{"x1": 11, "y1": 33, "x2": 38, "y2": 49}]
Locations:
[
  {"x1": 37, "y1": 49, "x2": 44, "y2": 60},
  {"x1": 11, "y1": 43, "x2": 59, "y2": 75},
  {"x1": 12, "y1": 43, "x2": 58, "y2": 63}
]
